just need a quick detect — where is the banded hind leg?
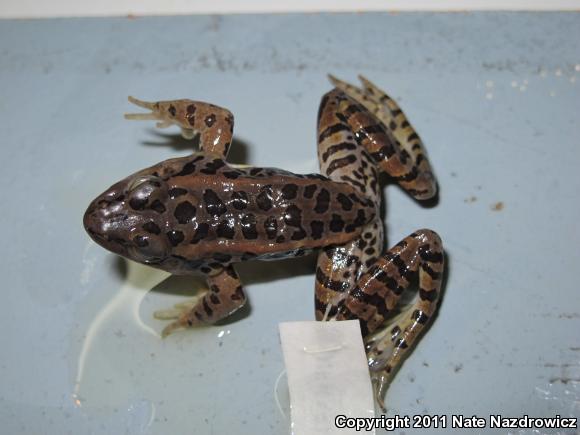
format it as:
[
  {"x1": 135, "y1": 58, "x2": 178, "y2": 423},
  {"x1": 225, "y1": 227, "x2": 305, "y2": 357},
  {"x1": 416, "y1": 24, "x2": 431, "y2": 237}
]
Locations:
[
  {"x1": 125, "y1": 96, "x2": 234, "y2": 158},
  {"x1": 155, "y1": 265, "x2": 247, "y2": 337},
  {"x1": 329, "y1": 75, "x2": 437, "y2": 200},
  {"x1": 315, "y1": 86, "x2": 384, "y2": 321},
  {"x1": 336, "y1": 229, "x2": 444, "y2": 410}
]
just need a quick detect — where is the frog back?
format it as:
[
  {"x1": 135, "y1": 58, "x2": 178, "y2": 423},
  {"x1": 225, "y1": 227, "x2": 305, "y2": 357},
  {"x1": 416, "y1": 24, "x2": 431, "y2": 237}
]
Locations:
[{"x1": 150, "y1": 153, "x2": 376, "y2": 263}]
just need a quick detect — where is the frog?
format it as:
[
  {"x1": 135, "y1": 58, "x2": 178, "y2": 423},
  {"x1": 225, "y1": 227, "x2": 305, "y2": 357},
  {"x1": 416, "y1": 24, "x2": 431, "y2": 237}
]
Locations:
[{"x1": 83, "y1": 75, "x2": 444, "y2": 410}]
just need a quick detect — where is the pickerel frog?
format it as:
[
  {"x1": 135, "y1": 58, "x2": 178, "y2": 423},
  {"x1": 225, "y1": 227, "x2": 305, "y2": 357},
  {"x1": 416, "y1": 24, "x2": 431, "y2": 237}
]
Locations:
[{"x1": 83, "y1": 76, "x2": 444, "y2": 409}]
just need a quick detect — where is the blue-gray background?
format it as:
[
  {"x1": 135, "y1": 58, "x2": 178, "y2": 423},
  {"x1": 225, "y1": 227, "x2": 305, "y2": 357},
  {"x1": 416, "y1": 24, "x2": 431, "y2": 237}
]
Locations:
[{"x1": 0, "y1": 13, "x2": 578, "y2": 434}]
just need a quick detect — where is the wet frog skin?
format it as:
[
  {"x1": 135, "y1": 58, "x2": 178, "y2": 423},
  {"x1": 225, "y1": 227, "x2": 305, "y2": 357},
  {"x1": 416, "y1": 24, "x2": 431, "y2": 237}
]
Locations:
[{"x1": 83, "y1": 76, "x2": 444, "y2": 409}]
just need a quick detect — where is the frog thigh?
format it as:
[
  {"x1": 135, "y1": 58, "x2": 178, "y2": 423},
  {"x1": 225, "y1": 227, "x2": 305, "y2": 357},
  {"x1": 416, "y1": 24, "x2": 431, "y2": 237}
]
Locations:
[
  {"x1": 157, "y1": 265, "x2": 247, "y2": 337},
  {"x1": 314, "y1": 220, "x2": 383, "y2": 321},
  {"x1": 338, "y1": 229, "x2": 444, "y2": 411}
]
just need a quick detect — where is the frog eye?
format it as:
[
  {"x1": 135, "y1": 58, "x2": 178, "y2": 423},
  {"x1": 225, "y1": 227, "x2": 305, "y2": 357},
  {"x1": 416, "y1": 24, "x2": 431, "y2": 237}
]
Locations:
[
  {"x1": 127, "y1": 176, "x2": 148, "y2": 191},
  {"x1": 130, "y1": 233, "x2": 166, "y2": 263},
  {"x1": 127, "y1": 175, "x2": 162, "y2": 192},
  {"x1": 126, "y1": 176, "x2": 166, "y2": 211}
]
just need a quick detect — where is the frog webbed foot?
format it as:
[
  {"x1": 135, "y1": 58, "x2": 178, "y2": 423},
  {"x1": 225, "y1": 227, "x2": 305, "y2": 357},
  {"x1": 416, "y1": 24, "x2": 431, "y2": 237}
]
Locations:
[
  {"x1": 364, "y1": 326, "x2": 396, "y2": 413},
  {"x1": 372, "y1": 374, "x2": 389, "y2": 413}
]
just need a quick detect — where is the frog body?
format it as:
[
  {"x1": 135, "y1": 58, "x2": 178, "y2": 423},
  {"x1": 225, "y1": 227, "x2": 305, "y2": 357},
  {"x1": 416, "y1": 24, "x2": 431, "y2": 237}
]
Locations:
[
  {"x1": 83, "y1": 76, "x2": 444, "y2": 409},
  {"x1": 85, "y1": 154, "x2": 375, "y2": 275}
]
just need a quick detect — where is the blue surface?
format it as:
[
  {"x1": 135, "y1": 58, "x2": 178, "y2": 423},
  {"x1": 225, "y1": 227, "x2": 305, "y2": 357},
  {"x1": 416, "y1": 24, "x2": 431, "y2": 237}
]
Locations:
[{"x1": 0, "y1": 12, "x2": 579, "y2": 434}]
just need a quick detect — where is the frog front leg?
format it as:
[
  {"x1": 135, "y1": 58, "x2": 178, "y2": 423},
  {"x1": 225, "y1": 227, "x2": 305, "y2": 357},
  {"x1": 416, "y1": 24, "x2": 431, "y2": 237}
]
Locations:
[
  {"x1": 124, "y1": 97, "x2": 234, "y2": 158},
  {"x1": 337, "y1": 229, "x2": 444, "y2": 411},
  {"x1": 155, "y1": 265, "x2": 247, "y2": 337}
]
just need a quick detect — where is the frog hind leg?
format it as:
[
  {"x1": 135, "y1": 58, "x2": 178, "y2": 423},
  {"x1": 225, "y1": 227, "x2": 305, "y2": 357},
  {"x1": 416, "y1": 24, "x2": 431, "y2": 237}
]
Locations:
[
  {"x1": 314, "y1": 88, "x2": 385, "y2": 321},
  {"x1": 337, "y1": 229, "x2": 444, "y2": 411},
  {"x1": 124, "y1": 96, "x2": 234, "y2": 158},
  {"x1": 328, "y1": 75, "x2": 437, "y2": 201},
  {"x1": 154, "y1": 265, "x2": 247, "y2": 337}
]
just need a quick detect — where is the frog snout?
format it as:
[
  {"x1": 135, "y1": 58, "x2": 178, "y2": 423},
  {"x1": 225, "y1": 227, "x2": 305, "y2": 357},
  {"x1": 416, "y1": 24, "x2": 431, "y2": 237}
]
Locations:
[
  {"x1": 83, "y1": 201, "x2": 109, "y2": 241},
  {"x1": 83, "y1": 197, "x2": 131, "y2": 252}
]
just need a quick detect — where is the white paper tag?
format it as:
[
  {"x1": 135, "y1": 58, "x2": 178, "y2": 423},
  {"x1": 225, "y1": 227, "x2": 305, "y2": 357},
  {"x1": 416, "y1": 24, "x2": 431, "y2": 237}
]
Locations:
[{"x1": 279, "y1": 320, "x2": 375, "y2": 435}]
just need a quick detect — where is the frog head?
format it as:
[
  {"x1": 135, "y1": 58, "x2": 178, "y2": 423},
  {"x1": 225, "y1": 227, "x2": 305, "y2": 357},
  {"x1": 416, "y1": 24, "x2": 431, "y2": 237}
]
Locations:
[{"x1": 83, "y1": 172, "x2": 173, "y2": 267}]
